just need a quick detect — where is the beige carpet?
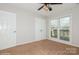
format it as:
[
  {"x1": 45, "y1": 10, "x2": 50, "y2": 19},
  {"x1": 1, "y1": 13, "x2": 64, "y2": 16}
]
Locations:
[{"x1": 0, "y1": 39, "x2": 79, "y2": 55}]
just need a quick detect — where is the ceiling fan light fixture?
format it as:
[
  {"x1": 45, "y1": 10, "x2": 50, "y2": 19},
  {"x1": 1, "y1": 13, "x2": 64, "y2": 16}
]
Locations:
[{"x1": 43, "y1": 5, "x2": 49, "y2": 11}]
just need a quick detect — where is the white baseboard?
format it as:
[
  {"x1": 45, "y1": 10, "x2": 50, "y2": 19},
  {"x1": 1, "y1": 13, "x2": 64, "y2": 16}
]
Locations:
[
  {"x1": 49, "y1": 38, "x2": 79, "y2": 47},
  {"x1": 16, "y1": 39, "x2": 43, "y2": 46},
  {"x1": 0, "y1": 39, "x2": 43, "y2": 50},
  {"x1": 0, "y1": 44, "x2": 16, "y2": 50}
]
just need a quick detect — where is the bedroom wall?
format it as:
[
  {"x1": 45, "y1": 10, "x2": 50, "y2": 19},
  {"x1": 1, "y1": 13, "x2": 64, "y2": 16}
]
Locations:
[
  {"x1": 16, "y1": 9, "x2": 47, "y2": 45},
  {"x1": 16, "y1": 9, "x2": 35, "y2": 44},
  {"x1": 48, "y1": 6, "x2": 79, "y2": 47}
]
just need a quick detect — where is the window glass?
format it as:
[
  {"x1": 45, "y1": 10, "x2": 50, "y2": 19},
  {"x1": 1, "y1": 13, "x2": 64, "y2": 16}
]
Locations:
[
  {"x1": 59, "y1": 17, "x2": 70, "y2": 41},
  {"x1": 50, "y1": 17, "x2": 70, "y2": 41},
  {"x1": 50, "y1": 20, "x2": 58, "y2": 38},
  {"x1": 60, "y1": 17, "x2": 70, "y2": 28},
  {"x1": 51, "y1": 20, "x2": 58, "y2": 28}
]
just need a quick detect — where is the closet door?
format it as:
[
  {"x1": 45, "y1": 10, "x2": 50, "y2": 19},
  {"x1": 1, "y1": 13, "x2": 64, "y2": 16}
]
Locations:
[
  {"x1": 35, "y1": 18, "x2": 46, "y2": 40},
  {"x1": 0, "y1": 11, "x2": 16, "y2": 50},
  {"x1": 41, "y1": 18, "x2": 46, "y2": 39}
]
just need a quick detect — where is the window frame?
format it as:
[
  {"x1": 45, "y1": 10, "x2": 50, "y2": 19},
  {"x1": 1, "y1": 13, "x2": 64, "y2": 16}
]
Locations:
[
  {"x1": 49, "y1": 16, "x2": 72, "y2": 42},
  {"x1": 59, "y1": 16, "x2": 70, "y2": 41}
]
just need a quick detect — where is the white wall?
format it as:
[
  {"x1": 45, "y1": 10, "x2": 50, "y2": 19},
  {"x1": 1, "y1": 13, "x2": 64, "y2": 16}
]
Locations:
[
  {"x1": 16, "y1": 9, "x2": 35, "y2": 44},
  {"x1": 71, "y1": 7, "x2": 79, "y2": 46},
  {"x1": 16, "y1": 10, "x2": 47, "y2": 45},
  {"x1": 48, "y1": 6, "x2": 79, "y2": 47}
]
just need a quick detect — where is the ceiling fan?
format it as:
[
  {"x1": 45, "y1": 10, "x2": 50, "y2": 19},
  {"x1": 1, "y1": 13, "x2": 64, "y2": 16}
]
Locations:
[{"x1": 38, "y1": 3, "x2": 63, "y2": 11}]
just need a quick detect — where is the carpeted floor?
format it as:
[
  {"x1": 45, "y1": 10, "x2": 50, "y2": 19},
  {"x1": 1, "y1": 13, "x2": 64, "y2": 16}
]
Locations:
[{"x1": 0, "y1": 39, "x2": 79, "y2": 55}]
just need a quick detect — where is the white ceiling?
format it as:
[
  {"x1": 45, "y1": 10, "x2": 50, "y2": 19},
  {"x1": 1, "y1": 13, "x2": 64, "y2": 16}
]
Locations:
[{"x1": 0, "y1": 3, "x2": 78, "y2": 16}]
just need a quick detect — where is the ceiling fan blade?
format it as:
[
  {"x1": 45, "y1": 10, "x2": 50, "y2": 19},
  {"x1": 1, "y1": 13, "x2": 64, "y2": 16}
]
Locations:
[
  {"x1": 38, "y1": 5, "x2": 44, "y2": 10},
  {"x1": 41, "y1": 3, "x2": 62, "y2": 5},
  {"x1": 49, "y1": 3, "x2": 63, "y2": 5}
]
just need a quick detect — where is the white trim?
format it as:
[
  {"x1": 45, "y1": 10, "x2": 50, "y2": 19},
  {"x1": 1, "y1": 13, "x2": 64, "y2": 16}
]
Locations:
[
  {"x1": 0, "y1": 44, "x2": 16, "y2": 50},
  {"x1": 49, "y1": 38, "x2": 79, "y2": 47},
  {"x1": 0, "y1": 39, "x2": 43, "y2": 50},
  {"x1": 69, "y1": 15, "x2": 73, "y2": 43},
  {"x1": 16, "y1": 39, "x2": 43, "y2": 46}
]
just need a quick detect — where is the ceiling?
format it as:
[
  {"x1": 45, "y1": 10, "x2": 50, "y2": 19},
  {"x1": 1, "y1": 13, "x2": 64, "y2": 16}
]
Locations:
[{"x1": 0, "y1": 3, "x2": 78, "y2": 16}]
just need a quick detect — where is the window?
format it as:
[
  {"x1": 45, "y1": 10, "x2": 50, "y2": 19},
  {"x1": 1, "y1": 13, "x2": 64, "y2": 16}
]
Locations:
[
  {"x1": 50, "y1": 17, "x2": 70, "y2": 41},
  {"x1": 60, "y1": 17, "x2": 70, "y2": 41},
  {"x1": 50, "y1": 20, "x2": 58, "y2": 38}
]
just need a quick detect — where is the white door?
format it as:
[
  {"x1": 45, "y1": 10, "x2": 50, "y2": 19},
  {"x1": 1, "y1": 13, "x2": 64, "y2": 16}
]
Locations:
[
  {"x1": 0, "y1": 11, "x2": 16, "y2": 50},
  {"x1": 41, "y1": 19, "x2": 46, "y2": 39},
  {"x1": 35, "y1": 18, "x2": 46, "y2": 40}
]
